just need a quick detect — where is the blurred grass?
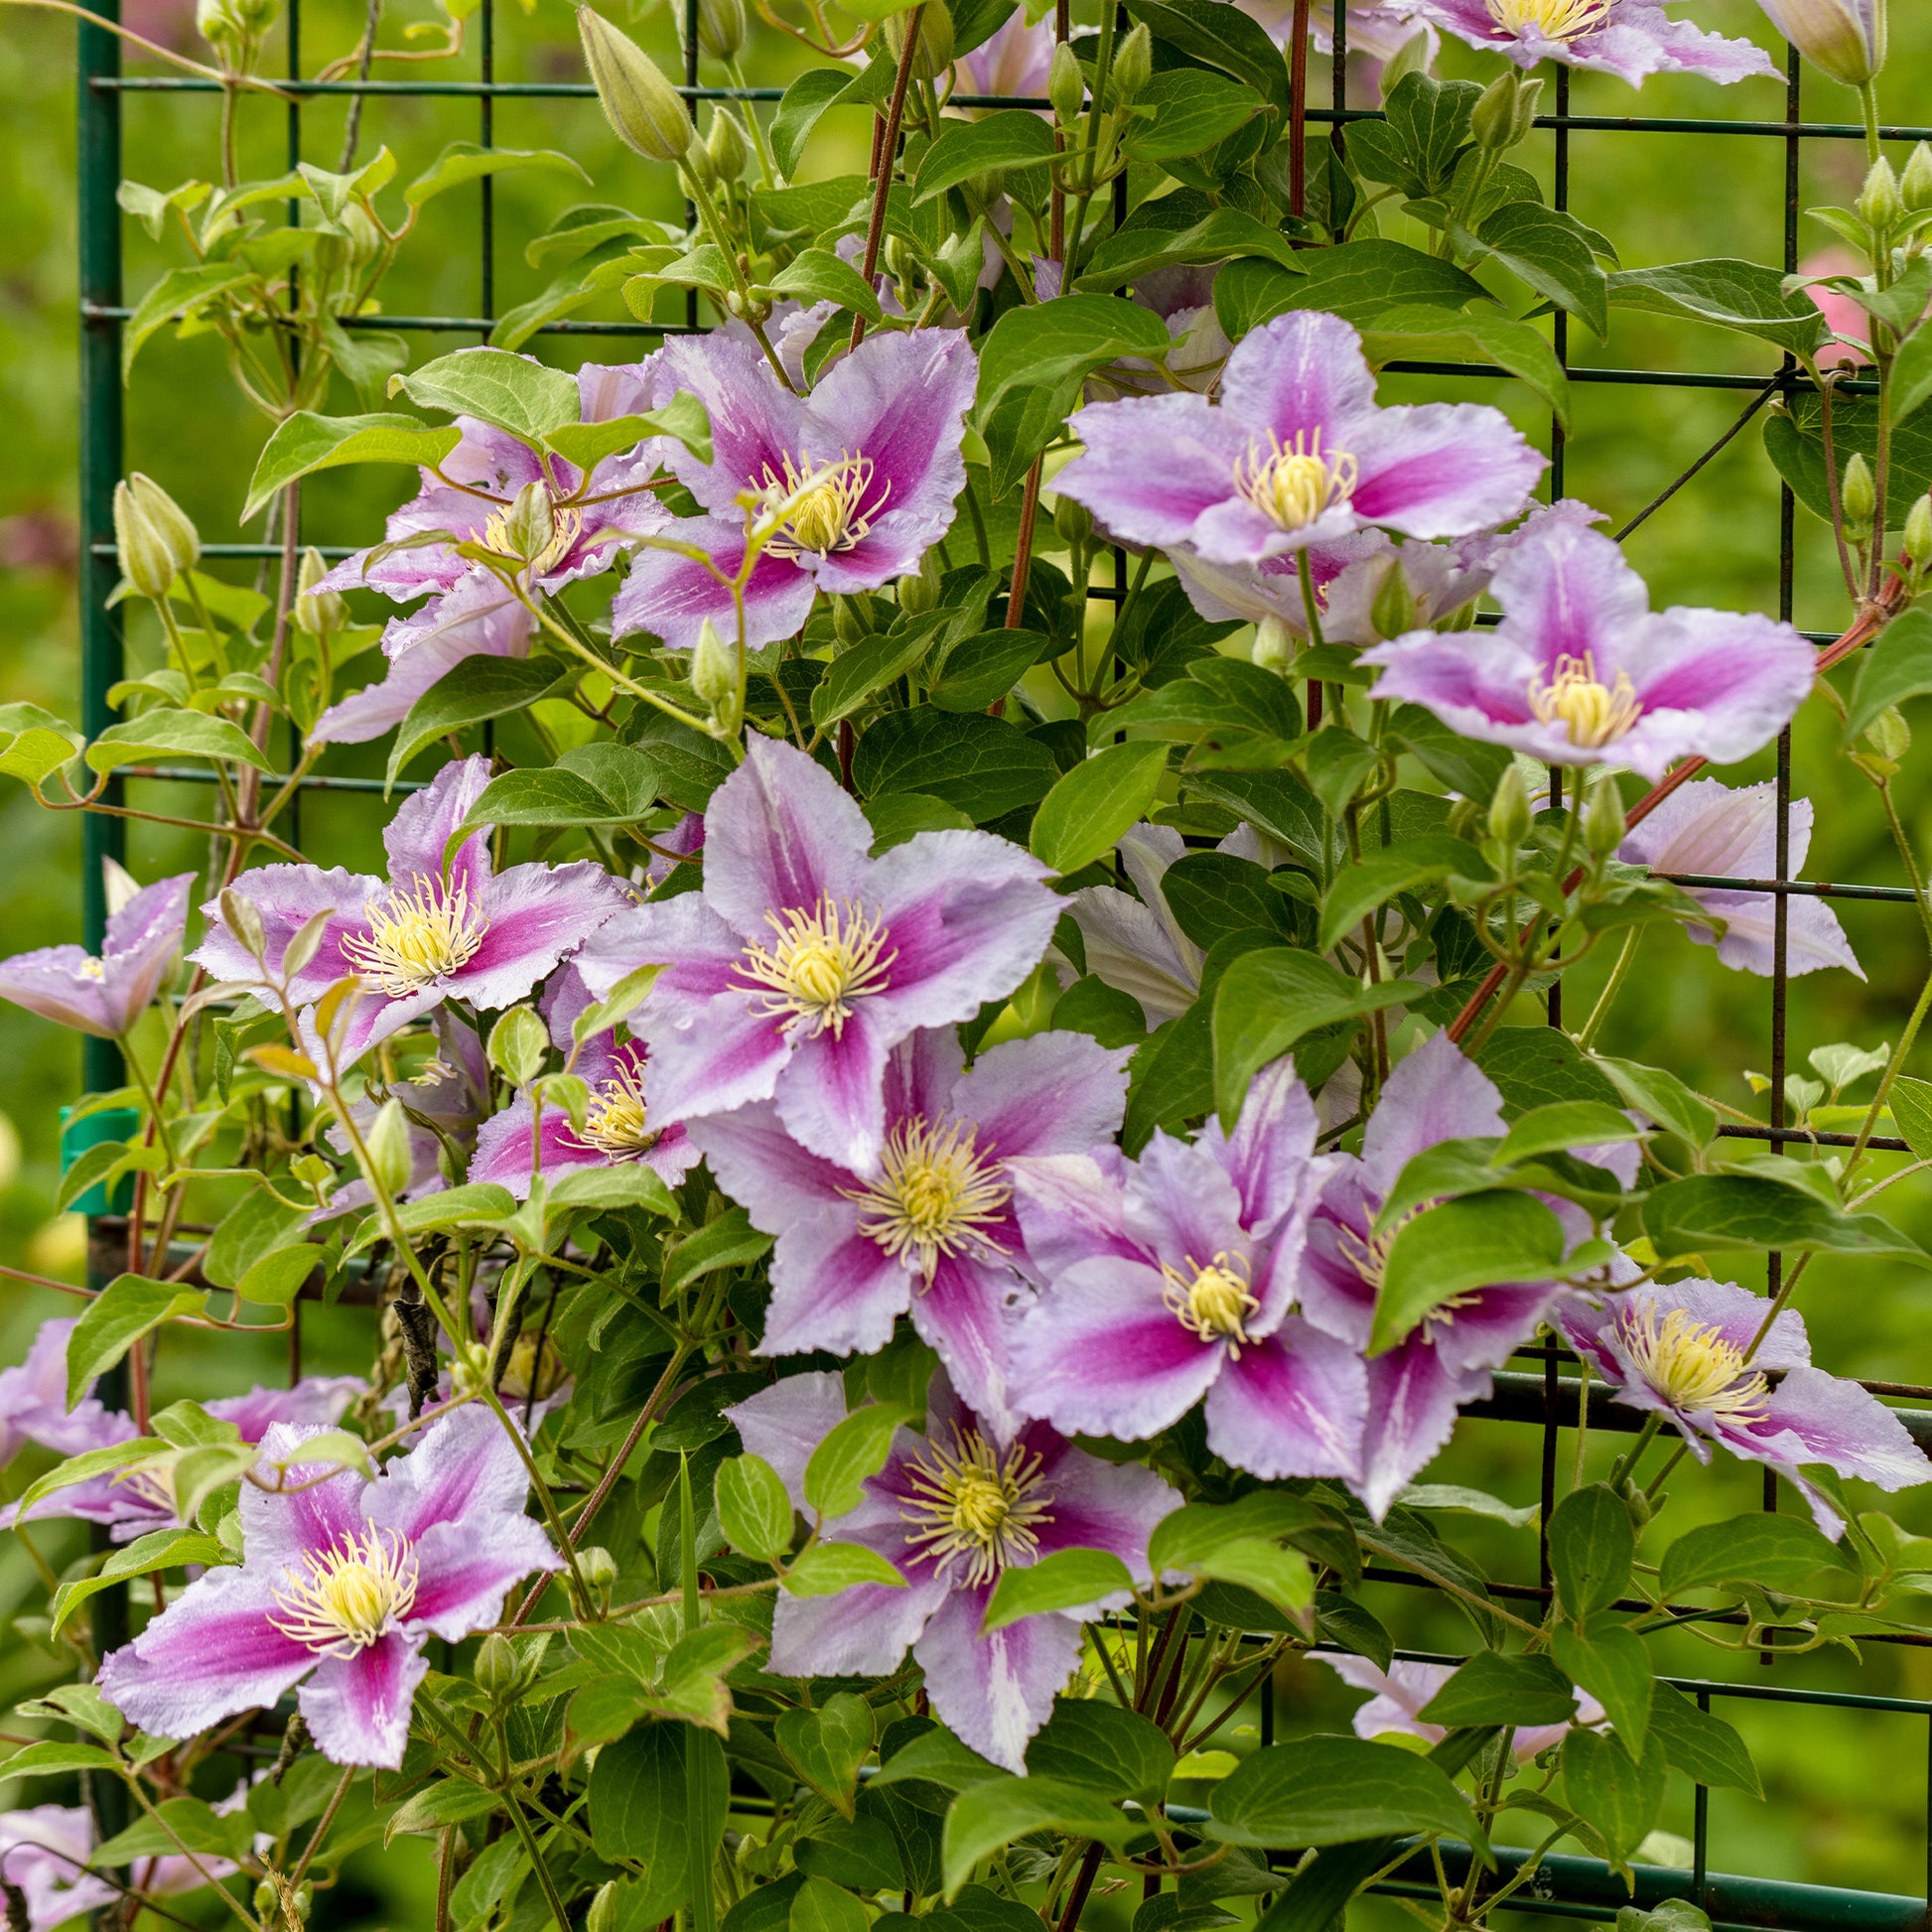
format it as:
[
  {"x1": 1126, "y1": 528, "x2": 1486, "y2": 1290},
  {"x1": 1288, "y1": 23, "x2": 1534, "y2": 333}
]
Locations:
[{"x1": 6, "y1": 0, "x2": 1932, "y2": 1917}]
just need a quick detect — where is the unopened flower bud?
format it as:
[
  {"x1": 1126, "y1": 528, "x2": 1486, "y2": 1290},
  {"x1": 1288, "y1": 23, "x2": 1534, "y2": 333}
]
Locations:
[
  {"x1": 1471, "y1": 70, "x2": 1541, "y2": 154},
  {"x1": 706, "y1": 107, "x2": 749, "y2": 183},
  {"x1": 1841, "y1": 451, "x2": 1876, "y2": 539},
  {"x1": 1583, "y1": 772, "x2": 1626, "y2": 858},
  {"x1": 1904, "y1": 142, "x2": 1932, "y2": 213},
  {"x1": 690, "y1": 617, "x2": 738, "y2": 711},
  {"x1": 452, "y1": 1338, "x2": 493, "y2": 1397},
  {"x1": 114, "y1": 474, "x2": 198, "y2": 601},
  {"x1": 693, "y1": 0, "x2": 747, "y2": 62},
  {"x1": 294, "y1": 547, "x2": 346, "y2": 636},
  {"x1": 1369, "y1": 558, "x2": 1419, "y2": 640},
  {"x1": 587, "y1": 1883, "x2": 622, "y2": 1932},
  {"x1": 1048, "y1": 41, "x2": 1085, "y2": 126},
  {"x1": 1487, "y1": 763, "x2": 1532, "y2": 850},
  {"x1": 1867, "y1": 703, "x2": 1912, "y2": 761},
  {"x1": 1905, "y1": 491, "x2": 1932, "y2": 571},
  {"x1": 832, "y1": 595, "x2": 876, "y2": 647},
  {"x1": 578, "y1": 1544, "x2": 620, "y2": 1610},
  {"x1": 364, "y1": 1099, "x2": 415, "y2": 1200},
  {"x1": 579, "y1": 7, "x2": 696, "y2": 163},
  {"x1": 1252, "y1": 615, "x2": 1296, "y2": 673},
  {"x1": 476, "y1": 1632, "x2": 520, "y2": 1703},
  {"x1": 1756, "y1": 0, "x2": 1884, "y2": 89},
  {"x1": 1053, "y1": 494, "x2": 1094, "y2": 548},
  {"x1": 897, "y1": 550, "x2": 943, "y2": 617},
  {"x1": 682, "y1": 136, "x2": 719, "y2": 193},
  {"x1": 884, "y1": 0, "x2": 954, "y2": 82},
  {"x1": 1858, "y1": 155, "x2": 1901, "y2": 230},
  {"x1": 1109, "y1": 23, "x2": 1152, "y2": 106}
]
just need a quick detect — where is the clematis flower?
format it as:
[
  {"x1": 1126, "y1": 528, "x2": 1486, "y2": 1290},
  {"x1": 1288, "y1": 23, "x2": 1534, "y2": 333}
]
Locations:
[
  {"x1": 97, "y1": 1407, "x2": 561, "y2": 1768},
  {"x1": 0, "y1": 1317, "x2": 125, "y2": 1466},
  {"x1": 0, "y1": 871, "x2": 195, "y2": 1038},
  {"x1": 1054, "y1": 310, "x2": 1544, "y2": 570},
  {"x1": 0, "y1": 1807, "x2": 118, "y2": 1930},
  {"x1": 1316, "y1": 1654, "x2": 1603, "y2": 1757},
  {"x1": 316, "y1": 357, "x2": 673, "y2": 605},
  {"x1": 952, "y1": 10, "x2": 1054, "y2": 95},
  {"x1": 1400, "y1": 0, "x2": 1776, "y2": 82},
  {"x1": 726, "y1": 1370, "x2": 1177, "y2": 1771},
  {"x1": 690, "y1": 1027, "x2": 1131, "y2": 1438},
  {"x1": 1294, "y1": 1033, "x2": 1625, "y2": 1518},
  {"x1": 611, "y1": 329, "x2": 976, "y2": 652},
  {"x1": 193, "y1": 757, "x2": 628, "y2": 1069},
  {"x1": 1362, "y1": 518, "x2": 1817, "y2": 782},
  {"x1": 572, "y1": 734, "x2": 1057, "y2": 1173},
  {"x1": 1007, "y1": 1057, "x2": 1367, "y2": 1480},
  {"x1": 312, "y1": 572, "x2": 535, "y2": 749},
  {"x1": 469, "y1": 965, "x2": 699, "y2": 1201},
  {"x1": 1233, "y1": 0, "x2": 1440, "y2": 64},
  {"x1": 1616, "y1": 777, "x2": 1862, "y2": 979},
  {"x1": 1751, "y1": 0, "x2": 1882, "y2": 87},
  {"x1": 1032, "y1": 262, "x2": 1229, "y2": 398},
  {"x1": 1556, "y1": 1278, "x2": 1931, "y2": 1537}
]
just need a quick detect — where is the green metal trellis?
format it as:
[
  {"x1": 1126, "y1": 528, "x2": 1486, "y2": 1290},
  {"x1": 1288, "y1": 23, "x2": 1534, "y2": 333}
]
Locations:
[{"x1": 65, "y1": 5, "x2": 1932, "y2": 1924}]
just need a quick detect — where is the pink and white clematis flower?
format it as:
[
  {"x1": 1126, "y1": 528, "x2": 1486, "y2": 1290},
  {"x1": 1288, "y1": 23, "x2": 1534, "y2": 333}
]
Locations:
[
  {"x1": 0, "y1": 871, "x2": 195, "y2": 1039},
  {"x1": 1403, "y1": 0, "x2": 1775, "y2": 82}
]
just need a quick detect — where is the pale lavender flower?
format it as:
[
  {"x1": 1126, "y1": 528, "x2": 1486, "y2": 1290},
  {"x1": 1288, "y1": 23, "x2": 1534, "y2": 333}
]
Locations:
[
  {"x1": 642, "y1": 810, "x2": 705, "y2": 890},
  {"x1": 1617, "y1": 778, "x2": 1862, "y2": 979},
  {"x1": 1752, "y1": 0, "x2": 1882, "y2": 86},
  {"x1": 1557, "y1": 1279, "x2": 1931, "y2": 1537},
  {"x1": 193, "y1": 757, "x2": 629, "y2": 1069},
  {"x1": 0, "y1": 1806, "x2": 118, "y2": 1930},
  {"x1": 1316, "y1": 1654, "x2": 1603, "y2": 1756},
  {"x1": 0, "y1": 1317, "x2": 126, "y2": 1466},
  {"x1": 1362, "y1": 518, "x2": 1816, "y2": 782},
  {"x1": 469, "y1": 965, "x2": 699, "y2": 1201},
  {"x1": 1055, "y1": 310, "x2": 1544, "y2": 570},
  {"x1": 1233, "y1": 0, "x2": 1440, "y2": 62},
  {"x1": 726, "y1": 1370, "x2": 1177, "y2": 1772},
  {"x1": 953, "y1": 10, "x2": 1055, "y2": 95},
  {"x1": 1007, "y1": 1058, "x2": 1367, "y2": 1481},
  {"x1": 97, "y1": 1407, "x2": 561, "y2": 1768},
  {"x1": 0, "y1": 872, "x2": 195, "y2": 1038},
  {"x1": 572, "y1": 734, "x2": 1057, "y2": 1173},
  {"x1": 611, "y1": 330, "x2": 977, "y2": 651},
  {"x1": 691, "y1": 1027, "x2": 1131, "y2": 1439},
  {"x1": 1402, "y1": 0, "x2": 1776, "y2": 81}
]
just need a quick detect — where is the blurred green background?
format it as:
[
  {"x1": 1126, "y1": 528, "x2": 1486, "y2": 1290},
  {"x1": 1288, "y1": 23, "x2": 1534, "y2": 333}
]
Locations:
[{"x1": 4, "y1": 0, "x2": 1932, "y2": 1920}]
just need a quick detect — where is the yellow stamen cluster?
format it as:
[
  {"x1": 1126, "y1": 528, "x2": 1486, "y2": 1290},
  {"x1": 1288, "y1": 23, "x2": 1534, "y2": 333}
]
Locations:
[
  {"x1": 734, "y1": 895, "x2": 896, "y2": 1039},
  {"x1": 267, "y1": 1527, "x2": 419, "y2": 1659},
  {"x1": 842, "y1": 1116, "x2": 1012, "y2": 1282},
  {"x1": 481, "y1": 493, "x2": 585, "y2": 578},
  {"x1": 757, "y1": 451, "x2": 887, "y2": 559},
  {"x1": 1617, "y1": 1304, "x2": 1769, "y2": 1423},
  {"x1": 1333, "y1": 1222, "x2": 1392, "y2": 1292},
  {"x1": 1234, "y1": 430, "x2": 1358, "y2": 534},
  {"x1": 342, "y1": 876, "x2": 489, "y2": 997},
  {"x1": 1486, "y1": 0, "x2": 1611, "y2": 39},
  {"x1": 1526, "y1": 651, "x2": 1643, "y2": 749},
  {"x1": 77, "y1": 957, "x2": 107, "y2": 981},
  {"x1": 570, "y1": 1060, "x2": 661, "y2": 1158},
  {"x1": 900, "y1": 1426, "x2": 1053, "y2": 1587},
  {"x1": 1162, "y1": 1250, "x2": 1262, "y2": 1347}
]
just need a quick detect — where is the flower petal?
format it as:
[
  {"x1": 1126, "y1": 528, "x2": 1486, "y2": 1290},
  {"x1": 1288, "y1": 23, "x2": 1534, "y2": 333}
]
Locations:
[
  {"x1": 1055, "y1": 392, "x2": 1250, "y2": 551},
  {"x1": 1358, "y1": 1338, "x2": 1485, "y2": 1520},
  {"x1": 458, "y1": 861, "x2": 630, "y2": 1012},
  {"x1": 951, "y1": 1030, "x2": 1134, "y2": 1161},
  {"x1": 610, "y1": 516, "x2": 817, "y2": 653},
  {"x1": 1360, "y1": 1032, "x2": 1505, "y2": 1198},
  {"x1": 364, "y1": 1404, "x2": 536, "y2": 1544},
  {"x1": 725, "y1": 1372, "x2": 848, "y2": 1509},
  {"x1": 1348, "y1": 402, "x2": 1544, "y2": 539},
  {"x1": 1205, "y1": 1320, "x2": 1368, "y2": 1481},
  {"x1": 298, "y1": 1631, "x2": 428, "y2": 1768},
  {"x1": 912, "y1": 1587, "x2": 1084, "y2": 1773},
  {"x1": 1221, "y1": 309, "x2": 1379, "y2": 451},
  {"x1": 407, "y1": 1513, "x2": 563, "y2": 1637}
]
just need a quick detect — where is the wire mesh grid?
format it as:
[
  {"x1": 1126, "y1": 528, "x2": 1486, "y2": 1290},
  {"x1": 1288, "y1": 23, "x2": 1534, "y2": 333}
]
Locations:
[{"x1": 63, "y1": 8, "x2": 1932, "y2": 1926}]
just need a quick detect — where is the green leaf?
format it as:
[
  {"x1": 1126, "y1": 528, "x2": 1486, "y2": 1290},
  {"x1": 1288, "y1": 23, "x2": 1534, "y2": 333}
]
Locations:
[
  {"x1": 941, "y1": 1776, "x2": 1136, "y2": 1897},
  {"x1": 662, "y1": 1208, "x2": 772, "y2": 1295},
  {"x1": 776, "y1": 1693, "x2": 875, "y2": 1819},
  {"x1": 1076, "y1": 208, "x2": 1305, "y2": 290},
  {"x1": 1891, "y1": 315, "x2": 1932, "y2": 426},
  {"x1": 389, "y1": 346, "x2": 583, "y2": 444},
  {"x1": 50, "y1": 1528, "x2": 230, "y2": 1636},
  {"x1": 1121, "y1": 71, "x2": 1263, "y2": 164},
  {"x1": 403, "y1": 141, "x2": 589, "y2": 207},
  {"x1": 243, "y1": 412, "x2": 463, "y2": 521},
  {"x1": 68, "y1": 1274, "x2": 209, "y2": 1407},
  {"x1": 1359, "y1": 305, "x2": 1573, "y2": 432},
  {"x1": 1028, "y1": 1699, "x2": 1174, "y2": 1805},
  {"x1": 1215, "y1": 241, "x2": 1487, "y2": 341},
  {"x1": 1371, "y1": 1192, "x2": 1571, "y2": 1353},
  {"x1": 913, "y1": 111, "x2": 1056, "y2": 204},
  {"x1": 237, "y1": 1245, "x2": 316, "y2": 1308},
  {"x1": 1562, "y1": 1727, "x2": 1665, "y2": 1866},
  {"x1": 385, "y1": 1776, "x2": 503, "y2": 1841},
  {"x1": 1641, "y1": 1173, "x2": 1927, "y2": 1262},
  {"x1": 789, "y1": 1875, "x2": 872, "y2": 1932},
  {"x1": 1844, "y1": 609, "x2": 1932, "y2": 742},
  {"x1": 588, "y1": 1721, "x2": 725, "y2": 1917},
  {"x1": 853, "y1": 710, "x2": 1059, "y2": 822},
  {"x1": 88, "y1": 708, "x2": 275, "y2": 775},
  {"x1": 1764, "y1": 389, "x2": 1932, "y2": 525},
  {"x1": 783, "y1": 1542, "x2": 908, "y2": 1595},
  {"x1": 929, "y1": 629, "x2": 1049, "y2": 712},
  {"x1": 1117, "y1": 0, "x2": 1293, "y2": 129},
  {"x1": 0, "y1": 704, "x2": 81, "y2": 785},
  {"x1": 1472, "y1": 201, "x2": 1608, "y2": 339},
  {"x1": 1657, "y1": 1512, "x2": 1859, "y2": 1598},
  {"x1": 811, "y1": 616, "x2": 947, "y2": 729},
  {"x1": 457, "y1": 745, "x2": 661, "y2": 833},
  {"x1": 871, "y1": 1725, "x2": 1004, "y2": 1795},
  {"x1": 549, "y1": 1164, "x2": 679, "y2": 1213},
  {"x1": 768, "y1": 247, "x2": 885, "y2": 324},
  {"x1": 981, "y1": 1548, "x2": 1135, "y2": 1632},
  {"x1": 389, "y1": 655, "x2": 571, "y2": 783},
  {"x1": 9, "y1": 1438, "x2": 163, "y2": 1522},
  {"x1": 124, "y1": 262, "x2": 254, "y2": 377},
  {"x1": 1605, "y1": 258, "x2": 1826, "y2": 356},
  {"x1": 0, "y1": 1740, "x2": 123, "y2": 1779},
  {"x1": 1416, "y1": 1652, "x2": 1576, "y2": 1728},
  {"x1": 1495, "y1": 1101, "x2": 1644, "y2": 1165},
  {"x1": 545, "y1": 391, "x2": 713, "y2": 468},
  {"x1": 1211, "y1": 947, "x2": 1418, "y2": 1126},
  {"x1": 1646, "y1": 1683, "x2": 1760, "y2": 1796},
  {"x1": 716, "y1": 1452, "x2": 796, "y2": 1565},
  {"x1": 771, "y1": 69, "x2": 853, "y2": 179},
  {"x1": 345, "y1": 1181, "x2": 517, "y2": 1253},
  {"x1": 1206, "y1": 1736, "x2": 1475, "y2": 1849},
  {"x1": 1594, "y1": 1056, "x2": 1717, "y2": 1149},
  {"x1": 1030, "y1": 743, "x2": 1171, "y2": 877},
  {"x1": 1547, "y1": 1485, "x2": 1634, "y2": 1621},
  {"x1": 1317, "y1": 833, "x2": 1490, "y2": 954},
  {"x1": 804, "y1": 1403, "x2": 913, "y2": 1518},
  {"x1": 1890, "y1": 1073, "x2": 1932, "y2": 1161},
  {"x1": 1551, "y1": 1622, "x2": 1652, "y2": 1753}
]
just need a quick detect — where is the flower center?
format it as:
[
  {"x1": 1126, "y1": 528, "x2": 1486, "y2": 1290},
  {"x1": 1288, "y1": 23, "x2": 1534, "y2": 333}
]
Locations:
[
  {"x1": 1486, "y1": 0, "x2": 1610, "y2": 38},
  {"x1": 1527, "y1": 651, "x2": 1643, "y2": 749},
  {"x1": 267, "y1": 1527, "x2": 419, "y2": 1659},
  {"x1": 1161, "y1": 1250, "x2": 1260, "y2": 1346},
  {"x1": 733, "y1": 895, "x2": 897, "y2": 1039},
  {"x1": 900, "y1": 1426, "x2": 1053, "y2": 1587},
  {"x1": 840, "y1": 1115, "x2": 1012, "y2": 1282},
  {"x1": 1333, "y1": 1222, "x2": 1392, "y2": 1291},
  {"x1": 1617, "y1": 1304, "x2": 1769, "y2": 1423},
  {"x1": 1234, "y1": 430, "x2": 1358, "y2": 534},
  {"x1": 757, "y1": 451, "x2": 888, "y2": 560},
  {"x1": 341, "y1": 875, "x2": 489, "y2": 998},
  {"x1": 77, "y1": 957, "x2": 107, "y2": 981},
  {"x1": 481, "y1": 490, "x2": 584, "y2": 577},
  {"x1": 568, "y1": 1059, "x2": 660, "y2": 1158}
]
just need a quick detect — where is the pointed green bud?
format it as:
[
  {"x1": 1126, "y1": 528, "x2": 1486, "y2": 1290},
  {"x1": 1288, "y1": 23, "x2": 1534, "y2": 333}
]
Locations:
[
  {"x1": 1903, "y1": 142, "x2": 1932, "y2": 213},
  {"x1": 1471, "y1": 70, "x2": 1541, "y2": 154},
  {"x1": 897, "y1": 550, "x2": 943, "y2": 617},
  {"x1": 1905, "y1": 491, "x2": 1932, "y2": 571},
  {"x1": 1583, "y1": 772, "x2": 1626, "y2": 858},
  {"x1": 1369, "y1": 558, "x2": 1419, "y2": 640},
  {"x1": 706, "y1": 106, "x2": 749, "y2": 182},
  {"x1": 884, "y1": 0, "x2": 954, "y2": 82},
  {"x1": 1487, "y1": 763, "x2": 1532, "y2": 850},
  {"x1": 578, "y1": 7, "x2": 696, "y2": 163},
  {"x1": 293, "y1": 546, "x2": 346, "y2": 636},
  {"x1": 832, "y1": 595, "x2": 876, "y2": 647},
  {"x1": 114, "y1": 474, "x2": 198, "y2": 600},
  {"x1": 587, "y1": 1884, "x2": 621, "y2": 1932},
  {"x1": 691, "y1": 616, "x2": 739, "y2": 712},
  {"x1": 1053, "y1": 493, "x2": 1094, "y2": 548},
  {"x1": 475, "y1": 1632, "x2": 520, "y2": 1703},
  {"x1": 1252, "y1": 615, "x2": 1296, "y2": 673},
  {"x1": 1110, "y1": 23, "x2": 1152, "y2": 107},
  {"x1": 1858, "y1": 155, "x2": 1901, "y2": 230},
  {"x1": 686, "y1": 0, "x2": 746, "y2": 62},
  {"x1": 364, "y1": 1098, "x2": 415, "y2": 1200},
  {"x1": 1841, "y1": 450, "x2": 1876, "y2": 538},
  {"x1": 578, "y1": 1544, "x2": 620, "y2": 1610},
  {"x1": 1757, "y1": 0, "x2": 1884, "y2": 88},
  {"x1": 1048, "y1": 41, "x2": 1085, "y2": 127}
]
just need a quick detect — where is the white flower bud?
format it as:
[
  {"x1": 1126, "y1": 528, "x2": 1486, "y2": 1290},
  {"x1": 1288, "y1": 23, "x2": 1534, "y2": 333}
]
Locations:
[
  {"x1": 114, "y1": 474, "x2": 198, "y2": 601},
  {"x1": 1903, "y1": 142, "x2": 1932, "y2": 213},
  {"x1": 1858, "y1": 156, "x2": 1901, "y2": 230},
  {"x1": 1904, "y1": 491, "x2": 1932, "y2": 571},
  {"x1": 1488, "y1": 763, "x2": 1532, "y2": 850},
  {"x1": 690, "y1": 618, "x2": 738, "y2": 711},
  {"x1": 1369, "y1": 558, "x2": 1419, "y2": 640},
  {"x1": 1048, "y1": 41, "x2": 1085, "y2": 126},
  {"x1": 1755, "y1": 0, "x2": 1884, "y2": 89},
  {"x1": 884, "y1": 0, "x2": 955, "y2": 83},
  {"x1": 706, "y1": 107, "x2": 749, "y2": 183},
  {"x1": 1252, "y1": 616, "x2": 1297, "y2": 673},
  {"x1": 294, "y1": 547, "x2": 346, "y2": 636}
]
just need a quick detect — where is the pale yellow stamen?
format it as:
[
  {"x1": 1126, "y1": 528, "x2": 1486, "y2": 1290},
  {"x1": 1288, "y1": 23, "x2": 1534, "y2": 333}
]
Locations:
[
  {"x1": 900, "y1": 1426, "x2": 1053, "y2": 1587},
  {"x1": 1486, "y1": 0, "x2": 1610, "y2": 38},
  {"x1": 1527, "y1": 651, "x2": 1643, "y2": 749},
  {"x1": 77, "y1": 957, "x2": 107, "y2": 981},
  {"x1": 1162, "y1": 1250, "x2": 1261, "y2": 1347},
  {"x1": 569, "y1": 1059, "x2": 661, "y2": 1158},
  {"x1": 840, "y1": 1115, "x2": 1012, "y2": 1283},
  {"x1": 1334, "y1": 1223, "x2": 1392, "y2": 1292},
  {"x1": 1617, "y1": 1304, "x2": 1769, "y2": 1423},
  {"x1": 757, "y1": 450, "x2": 887, "y2": 559},
  {"x1": 267, "y1": 1527, "x2": 419, "y2": 1659},
  {"x1": 1233, "y1": 429, "x2": 1358, "y2": 534},
  {"x1": 342, "y1": 876, "x2": 489, "y2": 997},
  {"x1": 733, "y1": 895, "x2": 896, "y2": 1039},
  {"x1": 481, "y1": 493, "x2": 584, "y2": 577}
]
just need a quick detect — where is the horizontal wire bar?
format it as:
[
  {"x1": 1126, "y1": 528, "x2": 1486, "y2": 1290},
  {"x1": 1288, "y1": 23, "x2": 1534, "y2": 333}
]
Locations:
[{"x1": 1660, "y1": 871, "x2": 1920, "y2": 903}]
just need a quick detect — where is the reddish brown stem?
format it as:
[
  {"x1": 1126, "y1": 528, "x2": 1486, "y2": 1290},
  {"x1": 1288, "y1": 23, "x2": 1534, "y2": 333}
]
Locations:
[
  {"x1": 1005, "y1": 457, "x2": 1045, "y2": 631},
  {"x1": 850, "y1": 5, "x2": 924, "y2": 353},
  {"x1": 1288, "y1": 0, "x2": 1311, "y2": 218}
]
